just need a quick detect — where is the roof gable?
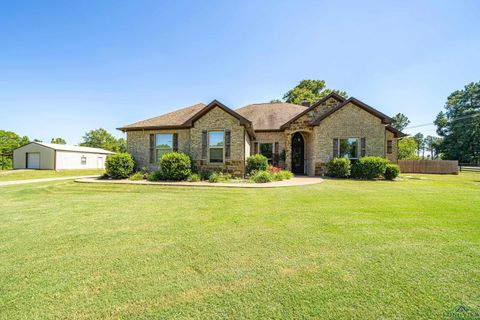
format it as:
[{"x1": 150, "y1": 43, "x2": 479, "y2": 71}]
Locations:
[
  {"x1": 310, "y1": 97, "x2": 394, "y2": 125},
  {"x1": 186, "y1": 100, "x2": 252, "y2": 127},
  {"x1": 280, "y1": 92, "x2": 346, "y2": 129}
]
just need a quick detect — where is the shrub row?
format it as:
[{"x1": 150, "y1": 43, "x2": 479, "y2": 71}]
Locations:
[
  {"x1": 326, "y1": 156, "x2": 400, "y2": 180},
  {"x1": 106, "y1": 152, "x2": 295, "y2": 184}
]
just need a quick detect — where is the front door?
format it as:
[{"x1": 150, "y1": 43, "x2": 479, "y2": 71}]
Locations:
[{"x1": 291, "y1": 132, "x2": 305, "y2": 174}]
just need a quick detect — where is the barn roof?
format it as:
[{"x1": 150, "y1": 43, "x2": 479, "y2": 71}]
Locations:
[{"x1": 21, "y1": 142, "x2": 115, "y2": 154}]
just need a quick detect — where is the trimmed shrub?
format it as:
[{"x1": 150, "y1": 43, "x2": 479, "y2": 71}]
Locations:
[
  {"x1": 274, "y1": 170, "x2": 294, "y2": 181},
  {"x1": 146, "y1": 170, "x2": 164, "y2": 181},
  {"x1": 351, "y1": 156, "x2": 389, "y2": 180},
  {"x1": 208, "y1": 172, "x2": 232, "y2": 183},
  {"x1": 384, "y1": 164, "x2": 400, "y2": 180},
  {"x1": 159, "y1": 152, "x2": 192, "y2": 181},
  {"x1": 250, "y1": 170, "x2": 274, "y2": 183},
  {"x1": 198, "y1": 169, "x2": 213, "y2": 181},
  {"x1": 105, "y1": 153, "x2": 135, "y2": 179},
  {"x1": 326, "y1": 157, "x2": 351, "y2": 178},
  {"x1": 188, "y1": 173, "x2": 201, "y2": 182},
  {"x1": 246, "y1": 154, "x2": 268, "y2": 174},
  {"x1": 128, "y1": 172, "x2": 144, "y2": 181}
]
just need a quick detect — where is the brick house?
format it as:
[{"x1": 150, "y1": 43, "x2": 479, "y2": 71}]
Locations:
[{"x1": 118, "y1": 93, "x2": 405, "y2": 177}]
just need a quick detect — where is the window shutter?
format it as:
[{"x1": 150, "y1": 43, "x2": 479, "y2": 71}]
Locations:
[
  {"x1": 149, "y1": 134, "x2": 155, "y2": 163},
  {"x1": 254, "y1": 142, "x2": 259, "y2": 154},
  {"x1": 225, "y1": 130, "x2": 231, "y2": 159},
  {"x1": 274, "y1": 142, "x2": 279, "y2": 165},
  {"x1": 333, "y1": 138, "x2": 338, "y2": 158},
  {"x1": 361, "y1": 137, "x2": 366, "y2": 157},
  {"x1": 172, "y1": 133, "x2": 178, "y2": 152},
  {"x1": 387, "y1": 140, "x2": 393, "y2": 154},
  {"x1": 201, "y1": 130, "x2": 207, "y2": 159}
]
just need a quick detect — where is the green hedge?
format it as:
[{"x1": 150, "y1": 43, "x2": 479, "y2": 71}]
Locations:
[
  {"x1": 159, "y1": 152, "x2": 192, "y2": 181},
  {"x1": 105, "y1": 153, "x2": 135, "y2": 179},
  {"x1": 327, "y1": 158, "x2": 351, "y2": 178},
  {"x1": 351, "y1": 156, "x2": 389, "y2": 180}
]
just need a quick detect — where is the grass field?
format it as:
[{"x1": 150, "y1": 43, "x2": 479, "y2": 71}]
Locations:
[
  {"x1": 0, "y1": 169, "x2": 104, "y2": 181},
  {"x1": 0, "y1": 173, "x2": 479, "y2": 319}
]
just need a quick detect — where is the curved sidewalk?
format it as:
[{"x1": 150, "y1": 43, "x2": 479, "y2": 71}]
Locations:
[{"x1": 76, "y1": 176, "x2": 323, "y2": 188}]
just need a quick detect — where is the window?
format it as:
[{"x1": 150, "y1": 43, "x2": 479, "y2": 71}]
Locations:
[
  {"x1": 156, "y1": 133, "x2": 173, "y2": 161},
  {"x1": 260, "y1": 143, "x2": 273, "y2": 164},
  {"x1": 387, "y1": 140, "x2": 393, "y2": 154},
  {"x1": 81, "y1": 156, "x2": 87, "y2": 165},
  {"x1": 339, "y1": 138, "x2": 359, "y2": 159},
  {"x1": 209, "y1": 131, "x2": 224, "y2": 163}
]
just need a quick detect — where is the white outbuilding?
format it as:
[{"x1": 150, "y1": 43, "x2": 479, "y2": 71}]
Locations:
[{"x1": 13, "y1": 142, "x2": 114, "y2": 170}]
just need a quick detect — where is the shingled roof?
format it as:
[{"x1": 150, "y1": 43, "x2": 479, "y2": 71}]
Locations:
[
  {"x1": 235, "y1": 102, "x2": 307, "y2": 131},
  {"x1": 118, "y1": 103, "x2": 207, "y2": 131}
]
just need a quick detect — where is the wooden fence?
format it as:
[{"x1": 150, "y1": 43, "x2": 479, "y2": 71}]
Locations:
[{"x1": 398, "y1": 160, "x2": 459, "y2": 174}]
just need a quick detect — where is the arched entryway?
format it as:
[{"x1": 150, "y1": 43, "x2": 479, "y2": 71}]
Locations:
[{"x1": 291, "y1": 132, "x2": 305, "y2": 174}]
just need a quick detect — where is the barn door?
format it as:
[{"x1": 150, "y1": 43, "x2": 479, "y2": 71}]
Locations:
[
  {"x1": 27, "y1": 153, "x2": 40, "y2": 169},
  {"x1": 97, "y1": 157, "x2": 104, "y2": 169}
]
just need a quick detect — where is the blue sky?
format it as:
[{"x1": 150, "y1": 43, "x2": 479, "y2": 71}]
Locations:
[{"x1": 1, "y1": 0, "x2": 479, "y2": 144}]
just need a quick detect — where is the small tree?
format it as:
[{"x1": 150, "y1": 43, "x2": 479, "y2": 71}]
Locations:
[
  {"x1": 398, "y1": 137, "x2": 419, "y2": 160},
  {"x1": 413, "y1": 133, "x2": 425, "y2": 158}
]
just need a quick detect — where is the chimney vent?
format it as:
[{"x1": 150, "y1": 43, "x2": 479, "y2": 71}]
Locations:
[{"x1": 301, "y1": 98, "x2": 311, "y2": 108}]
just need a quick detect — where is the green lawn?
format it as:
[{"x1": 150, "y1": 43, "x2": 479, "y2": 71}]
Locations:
[
  {"x1": 0, "y1": 169, "x2": 104, "y2": 181},
  {"x1": 0, "y1": 173, "x2": 479, "y2": 319}
]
